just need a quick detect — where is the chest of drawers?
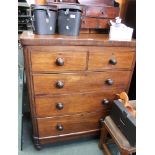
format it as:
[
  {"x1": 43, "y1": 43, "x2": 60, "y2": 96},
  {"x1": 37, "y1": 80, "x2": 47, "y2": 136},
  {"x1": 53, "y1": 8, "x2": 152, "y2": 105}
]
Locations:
[{"x1": 20, "y1": 32, "x2": 136, "y2": 149}]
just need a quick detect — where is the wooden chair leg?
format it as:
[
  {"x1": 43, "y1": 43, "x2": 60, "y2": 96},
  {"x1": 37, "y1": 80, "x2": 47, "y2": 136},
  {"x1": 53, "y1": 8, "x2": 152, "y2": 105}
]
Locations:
[
  {"x1": 99, "y1": 125, "x2": 109, "y2": 149},
  {"x1": 103, "y1": 143, "x2": 112, "y2": 155}
]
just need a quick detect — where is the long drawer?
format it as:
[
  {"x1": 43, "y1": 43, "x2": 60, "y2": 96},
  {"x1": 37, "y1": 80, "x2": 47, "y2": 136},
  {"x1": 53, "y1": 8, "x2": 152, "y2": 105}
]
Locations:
[
  {"x1": 82, "y1": 5, "x2": 119, "y2": 18},
  {"x1": 37, "y1": 110, "x2": 108, "y2": 138},
  {"x1": 81, "y1": 17, "x2": 109, "y2": 29},
  {"x1": 34, "y1": 89, "x2": 124, "y2": 117},
  {"x1": 30, "y1": 46, "x2": 87, "y2": 72},
  {"x1": 33, "y1": 71, "x2": 131, "y2": 95},
  {"x1": 88, "y1": 47, "x2": 135, "y2": 70}
]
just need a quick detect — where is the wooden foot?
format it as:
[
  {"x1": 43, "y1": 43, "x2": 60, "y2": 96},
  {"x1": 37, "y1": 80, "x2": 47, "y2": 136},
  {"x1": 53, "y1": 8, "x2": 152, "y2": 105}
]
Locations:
[
  {"x1": 103, "y1": 143, "x2": 112, "y2": 155},
  {"x1": 34, "y1": 138, "x2": 42, "y2": 150}
]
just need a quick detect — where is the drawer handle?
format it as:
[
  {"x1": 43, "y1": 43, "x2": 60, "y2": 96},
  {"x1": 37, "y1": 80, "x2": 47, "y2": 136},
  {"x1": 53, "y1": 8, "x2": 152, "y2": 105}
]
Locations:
[
  {"x1": 56, "y1": 103, "x2": 64, "y2": 110},
  {"x1": 99, "y1": 118, "x2": 104, "y2": 127},
  {"x1": 105, "y1": 79, "x2": 113, "y2": 85},
  {"x1": 102, "y1": 99, "x2": 110, "y2": 105},
  {"x1": 109, "y1": 58, "x2": 117, "y2": 65},
  {"x1": 101, "y1": 11, "x2": 104, "y2": 15},
  {"x1": 82, "y1": 20, "x2": 85, "y2": 24},
  {"x1": 56, "y1": 81, "x2": 64, "y2": 88},
  {"x1": 56, "y1": 58, "x2": 64, "y2": 66},
  {"x1": 56, "y1": 124, "x2": 64, "y2": 131}
]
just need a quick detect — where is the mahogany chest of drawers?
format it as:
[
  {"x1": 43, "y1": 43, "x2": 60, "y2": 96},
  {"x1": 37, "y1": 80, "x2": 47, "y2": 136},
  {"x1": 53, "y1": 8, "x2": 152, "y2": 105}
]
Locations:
[{"x1": 20, "y1": 32, "x2": 136, "y2": 149}]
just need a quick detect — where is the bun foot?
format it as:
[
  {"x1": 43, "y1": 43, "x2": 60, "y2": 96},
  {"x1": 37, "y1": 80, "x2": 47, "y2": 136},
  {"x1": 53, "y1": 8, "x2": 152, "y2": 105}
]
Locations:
[
  {"x1": 34, "y1": 138, "x2": 42, "y2": 150},
  {"x1": 35, "y1": 144, "x2": 42, "y2": 150}
]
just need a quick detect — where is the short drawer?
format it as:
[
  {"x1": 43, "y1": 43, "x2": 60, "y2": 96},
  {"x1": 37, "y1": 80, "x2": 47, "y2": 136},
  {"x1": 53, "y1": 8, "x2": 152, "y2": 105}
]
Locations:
[
  {"x1": 35, "y1": 89, "x2": 124, "y2": 117},
  {"x1": 37, "y1": 110, "x2": 108, "y2": 137},
  {"x1": 33, "y1": 71, "x2": 131, "y2": 95},
  {"x1": 88, "y1": 47, "x2": 135, "y2": 70},
  {"x1": 30, "y1": 46, "x2": 87, "y2": 72}
]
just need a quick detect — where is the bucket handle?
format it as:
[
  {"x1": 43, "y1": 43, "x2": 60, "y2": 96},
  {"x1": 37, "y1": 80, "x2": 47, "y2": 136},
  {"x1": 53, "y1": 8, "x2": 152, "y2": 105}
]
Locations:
[
  {"x1": 30, "y1": 6, "x2": 51, "y2": 18},
  {"x1": 29, "y1": 6, "x2": 35, "y2": 31},
  {"x1": 30, "y1": 7, "x2": 51, "y2": 32},
  {"x1": 46, "y1": 9, "x2": 51, "y2": 18},
  {"x1": 64, "y1": 9, "x2": 69, "y2": 15},
  {"x1": 31, "y1": 16, "x2": 35, "y2": 32}
]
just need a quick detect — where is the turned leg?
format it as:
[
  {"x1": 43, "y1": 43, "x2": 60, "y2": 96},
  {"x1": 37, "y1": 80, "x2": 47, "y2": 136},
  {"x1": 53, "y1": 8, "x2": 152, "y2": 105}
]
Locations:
[
  {"x1": 99, "y1": 125, "x2": 109, "y2": 149},
  {"x1": 33, "y1": 138, "x2": 42, "y2": 150}
]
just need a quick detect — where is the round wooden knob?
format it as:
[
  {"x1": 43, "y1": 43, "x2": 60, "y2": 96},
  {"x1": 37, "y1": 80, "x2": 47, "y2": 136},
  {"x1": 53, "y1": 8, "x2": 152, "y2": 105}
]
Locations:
[
  {"x1": 56, "y1": 124, "x2": 63, "y2": 131},
  {"x1": 56, "y1": 58, "x2": 64, "y2": 66},
  {"x1": 99, "y1": 118, "x2": 104, "y2": 127},
  {"x1": 56, "y1": 103, "x2": 64, "y2": 110},
  {"x1": 102, "y1": 99, "x2": 110, "y2": 105},
  {"x1": 82, "y1": 20, "x2": 85, "y2": 24},
  {"x1": 101, "y1": 11, "x2": 104, "y2": 15},
  {"x1": 56, "y1": 81, "x2": 64, "y2": 88},
  {"x1": 109, "y1": 58, "x2": 117, "y2": 65},
  {"x1": 106, "y1": 79, "x2": 113, "y2": 85}
]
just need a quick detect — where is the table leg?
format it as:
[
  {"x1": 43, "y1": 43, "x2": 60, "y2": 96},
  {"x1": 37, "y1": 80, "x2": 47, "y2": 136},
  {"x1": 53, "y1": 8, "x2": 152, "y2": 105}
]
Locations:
[{"x1": 99, "y1": 125, "x2": 109, "y2": 149}]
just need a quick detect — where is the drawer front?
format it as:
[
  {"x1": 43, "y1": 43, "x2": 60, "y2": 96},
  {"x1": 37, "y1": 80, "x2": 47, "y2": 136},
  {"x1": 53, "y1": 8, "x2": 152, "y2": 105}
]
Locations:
[
  {"x1": 35, "y1": 89, "x2": 124, "y2": 117},
  {"x1": 88, "y1": 47, "x2": 135, "y2": 70},
  {"x1": 79, "y1": 0, "x2": 114, "y2": 6},
  {"x1": 37, "y1": 110, "x2": 108, "y2": 137},
  {"x1": 81, "y1": 17, "x2": 109, "y2": 29},
  {"x1": 30, "y1": 46, "x2": 87, "y2": 72},
  {"x1": 82, "y1": 6, "x2": 119, "y2": 18},
  {"x1": 33, "y1": 71, "x2": 131, "y2": 95}
]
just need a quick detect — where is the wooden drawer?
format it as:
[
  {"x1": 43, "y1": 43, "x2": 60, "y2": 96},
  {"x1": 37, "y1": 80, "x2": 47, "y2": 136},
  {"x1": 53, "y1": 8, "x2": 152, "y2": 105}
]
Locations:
[
  {"x1": 78, "y1": 0, "x2": 114, "y2": 6},
  {"x1": 35, "y1": 89, "x2": 124, "y2": 117},
  {"x1": 88, "y1": 47, "x2": 135, "y2": 70},
  {"x1": 82, "y1": 5, "x2": 119, "y2": 19},
  {"x1": 33, "y1": 71, "x2": 131, "y2": 95},
  {"x1": 81, "y1": 17, "x2": 109, "y2": 29},
  {"x1": 37, "y1": 110, "x2": 108, "y2": 137},
  {"x1": 30, "y1": 46, "x2": 87, "y2": 72}
]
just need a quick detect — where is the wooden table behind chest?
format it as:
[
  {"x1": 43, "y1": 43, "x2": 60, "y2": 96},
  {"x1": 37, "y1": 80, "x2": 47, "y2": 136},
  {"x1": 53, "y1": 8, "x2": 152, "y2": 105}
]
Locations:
[{"x1": 20, "y1": 32, "x2": 136, "y2": 149}]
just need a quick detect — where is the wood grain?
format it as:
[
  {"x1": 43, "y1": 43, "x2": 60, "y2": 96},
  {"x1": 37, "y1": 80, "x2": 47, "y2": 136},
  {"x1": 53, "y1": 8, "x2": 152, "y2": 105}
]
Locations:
[
  {"x1": 23, "y1": 47, "x2": 40, "y2": 138},
  {"x1": 37, "y1": 110, "x2": 108, "y2": 137},
  {"x1": 88, "y1": 47, "x2": 135, "y2": 70},
  {"x1": 81, "y1": 17, "x2": 110, "y2": 29},
  {"x1": 20, "y1": 32, "x2": 136, "y2": 47},
  {"x1": 82, "y1": 5, "x2": 119, "y2": 18},
  {"x1": 78, "y1": 0, "x2": 114, "y2": 6},
  {"x1": 21, "y1": 32, "x2": 136, "y2": 146},
  {"x1": 37, "y1": 130, "x2": 99, "y2": 144},
  {"x1": 35, "y1": 89, "x2": 124, "y2": 117},
  {"x1": 30, "y1": 47, "x2": 87, "y2": 72},
  {"x1": 33, "y1": 71, "x2": 131, "y2": 95}
]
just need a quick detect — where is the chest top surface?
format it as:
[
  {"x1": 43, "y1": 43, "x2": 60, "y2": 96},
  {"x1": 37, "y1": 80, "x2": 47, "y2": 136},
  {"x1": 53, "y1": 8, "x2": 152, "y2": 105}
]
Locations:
[{"x1": 20, "y1": 31, "x2": 136, "y2": 47}]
